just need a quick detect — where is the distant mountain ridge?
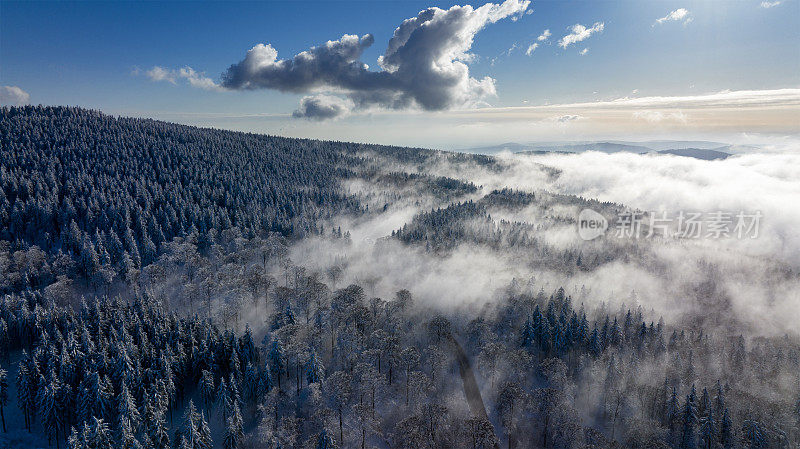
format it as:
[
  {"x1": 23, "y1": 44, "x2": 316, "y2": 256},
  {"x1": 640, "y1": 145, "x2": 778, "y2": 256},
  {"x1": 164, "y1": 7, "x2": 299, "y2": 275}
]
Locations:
[
  {"x1": 464, "y1": 140, "x2": 733, "y2": 160},
  {"x1": 656, "y1": 148, "x2": 731, "y2": 160}
]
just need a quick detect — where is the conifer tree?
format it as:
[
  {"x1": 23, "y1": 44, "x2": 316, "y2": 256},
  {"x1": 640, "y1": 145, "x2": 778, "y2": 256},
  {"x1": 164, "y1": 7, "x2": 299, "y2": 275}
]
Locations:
[
  {"x1": 681, "y1": 395, "x2": 698, "y2": 449},
  {"x1": 0, "y1": 369, "x2": 7, "y2": 432}
]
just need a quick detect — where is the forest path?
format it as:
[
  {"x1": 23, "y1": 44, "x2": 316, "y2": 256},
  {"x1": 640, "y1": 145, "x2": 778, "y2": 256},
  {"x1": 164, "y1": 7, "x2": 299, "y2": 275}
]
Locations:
[{"x1": 447, "y1": 334, "x2": 501, "y2": 448}]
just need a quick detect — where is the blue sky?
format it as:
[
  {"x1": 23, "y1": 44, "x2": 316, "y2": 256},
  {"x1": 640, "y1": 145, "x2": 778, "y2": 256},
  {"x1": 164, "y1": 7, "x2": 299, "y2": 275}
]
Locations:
[{"x1": 1, "y1": 0, "x2": 798, "y2": 147}]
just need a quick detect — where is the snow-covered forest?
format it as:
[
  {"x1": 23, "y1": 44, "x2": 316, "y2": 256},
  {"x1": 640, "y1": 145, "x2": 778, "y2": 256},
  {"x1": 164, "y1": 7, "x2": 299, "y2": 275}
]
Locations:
[{"x1": 1, "y1": 106, "x2": 798, "y2": 449}]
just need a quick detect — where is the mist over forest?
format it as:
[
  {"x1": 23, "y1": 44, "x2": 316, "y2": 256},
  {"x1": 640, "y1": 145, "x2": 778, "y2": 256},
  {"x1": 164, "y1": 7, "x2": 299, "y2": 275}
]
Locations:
[{"x1": 1, "y1": 106, "x2": 798, "y2": 449}]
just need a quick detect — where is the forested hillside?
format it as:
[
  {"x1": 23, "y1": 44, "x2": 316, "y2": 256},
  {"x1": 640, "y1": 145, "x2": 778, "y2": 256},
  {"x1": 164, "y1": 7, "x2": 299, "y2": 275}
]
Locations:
[
  {"x1": 3, "y1": 244, "x2": 799, "y2": 449},
  {"x1": 0, "y1": 106, "x2": 481, "y2": 296},
  {"x1": 0, "y1": 106, "x2": 798, "y2": 449}
]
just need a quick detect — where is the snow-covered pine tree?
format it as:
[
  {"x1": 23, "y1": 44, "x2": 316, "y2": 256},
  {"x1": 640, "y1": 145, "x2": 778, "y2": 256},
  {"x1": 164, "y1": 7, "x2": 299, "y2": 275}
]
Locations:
[
  {"x1": 116, "y1": 383, "x2": 140, "y2": 432},
  {"x1": 87, "y1": 417, "x2": 113, "y2": 449},
  {"x1": 143, "y1": 395, "x2": 170, "y2": 449},
  {"x1": 16, "y1": 359, "x2": 34, "y2": 430},
  {"x1": 38, "y1": 374, "x2": 60, "y2": 447},
  {"x1": 698, "y1": 408, "x2": 715, "y2": 449},
  {"x1": 306, "y1": 349, "x2": 325, "y2": 385},
  {"x1": 681, "y1": 394, "x2": 698, "y2": 449},
  {"x1": 116, "y1": 417, "x2": 141, "y2": 449},
  {"x1": 0, "y1": 368, "x2": 7, "y2": 432},
  {"x1": 200, "y1": 370, "x2": 215, "y2": 411}
]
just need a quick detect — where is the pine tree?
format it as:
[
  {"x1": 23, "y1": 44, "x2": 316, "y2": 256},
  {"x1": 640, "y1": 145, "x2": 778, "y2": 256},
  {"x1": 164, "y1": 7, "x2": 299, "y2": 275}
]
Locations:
[
  {"x1": 680, "y1": 395, "x2": 698, "y2": 449},
  {"x1": 316, "y1": 429, "x2": 335, "y2": 449},
  {"x1": 173, "y1": 400, "x2": 212, "y2": 449},
  {"x1": 222, "y1": 407, "x2": 243, "y2": 449},
  {"x1": 268, "y1": 339, "x2": 286, "y2": 391},
  {"x1": 719, "y1": 408, "x2": 734, "y2": 449},
  {"x1": 99, "y1": 375, "x2": 115, "y2": 421},
  {"x1": 117, "y1": 383, "x2": 140, "y2": 432},
  {"x1": 306, "y1": 349, "x2": 324, "y2": 385},
  {"x1": 713, "y1": 381, "x2": 725, "y2": 415},
  {"x1": 218, "y1": 377, "x2": 231, "y2": 421},
  {"x1": 87, "y1": 417, "x2": 113, "y2": 449},
  {"x1": 589, "y1": 328, "x2": 602, "y2": 357},
  {"x1": 697, "y1": 387, "x2": 709, "y2": 415},
  {"x1": 68, "y1": 425, "x2": 87, "y2": 449},
  {"x1": 227, "y1": 374, "x2": 242, "y2": 415},
  {"x1": 698, "y1": 408, "x2": 715, "y2": 449},
  {"x1": 17, "y1": 361, "x2": 34, "y2": 430},
  {"x1": 742, "y1": 419, "x2": 767, "y2": 449},
  {"x1": 257, "y1": 364, "x2": 273, "y2": 397},
  {"x1": 175, "y1": 400, "x2": 200, "y2": 449},
  {"x1": 0, "y1": 369, "x2": 7, "y2": 432},
  {"x1": 79, "y1": 371, "x2": 101, "y2": 423},
  {"x1": 197, "y1": 411, "x2": 213, "y2": 449},
  {"x1": 200, "y1": 370, "x2": 215, "y2": 411},
  {"x1": 243, "y1": 363, "x2": 258, "y2": 403},
  {"x1": 176, "y1": 436, "x2": 191, "y2": 449},
  {"x1": 144, "y1": 396, "x2": 170, "y2": 449},
  {"x1": 228, "y1": 350, "x2": 242, "y2": 384},
  {"x1": 117, "y1": 417, "x2": 141, "y2": 449},
  {"x1": 77, "y1": 383, "x2": 93, "y2": 426},
  {"x1": 38, "y1": 375, "x2": 61, "y2": 448},
  {"x1": 794, "y1": 396, "x2": 800, "y2": 428},
  {"x1": 521, "y1": 316, "x2": 535, "y2": 348},
  {"x1": 667, "y1": 387, "x2": 680, "y2": 443}
]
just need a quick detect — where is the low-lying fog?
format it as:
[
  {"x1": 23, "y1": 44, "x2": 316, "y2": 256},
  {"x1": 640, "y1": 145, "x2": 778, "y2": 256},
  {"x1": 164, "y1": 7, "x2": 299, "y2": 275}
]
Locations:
[{"x1": 292, "y1": 143, "x2": 800, "y2": 339}]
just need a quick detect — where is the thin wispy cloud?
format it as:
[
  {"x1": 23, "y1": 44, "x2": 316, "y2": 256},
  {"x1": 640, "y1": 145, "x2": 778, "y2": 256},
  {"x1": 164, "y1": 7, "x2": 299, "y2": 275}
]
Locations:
[
  {"x1": 654, "y1": 8, "x2": 692, "y2": 26},
  {"x1": 0, "y1": 85, "x2": 30, "y2": 106},
  {"x1": 526, "y1": 29, "x2": 550, "y2": 56},
  {"x1": 504, "y1": 42, "x2": 520, "y2": 55},
  {"x1": 760, "y1": 1, "x2": 781, "y2": 7},
  {"x1": 558, "y1": 22, "x2": 604, "y2": 48},
  {"x1": 497, "y1": 88, "x2": 800, "y2": 110},
  {"x1": 144, "y1": 66, "x2": 224, "y2": 91},
  {"x1": 144, "y1": 66, "x2": 176, "y2": 84},
  {"x1": 579, "y1": 48, "x2": 589, "y2": 56},
  {"x1": 633, "y1": 110, "x2": 688, "y2": 123},
  {"x1": 537, "y1": 29, "x2": 551, "y2": 41},
  {"x1": 436, "y1": 88, "x2": 800, "y2": 137}
]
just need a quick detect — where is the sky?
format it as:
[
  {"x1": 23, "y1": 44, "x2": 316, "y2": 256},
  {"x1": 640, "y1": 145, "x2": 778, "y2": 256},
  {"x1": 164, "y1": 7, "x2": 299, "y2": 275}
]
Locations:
[{"x1": 1, "y1": 0, "x2": 799, "y2": 149}]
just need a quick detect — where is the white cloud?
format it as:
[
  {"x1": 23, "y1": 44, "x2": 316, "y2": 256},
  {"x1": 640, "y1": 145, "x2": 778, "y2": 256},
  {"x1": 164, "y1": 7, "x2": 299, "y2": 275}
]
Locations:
[
  {"x1": 579, "y1": 48, "x2": 589, "y2": 56},
  {"x1": 518, "y1": 88, "x2": 800, "y2": 110},
  {"x1": 526, "y1": 29, "x2": 550, "y2": 56},
  {"x1": 537, "y1": 29, "x2": 551, "y2": 41},
  {"x1": 0, "y1": 86, "x2": 30, "y2": 106},
  {"x1": 558, "y1": 22, "x2": 604, "y2": 48},
  {"x1": 292, "y1": 95, "x2": 354, "y2": 120},
  {"x1": 145, "y1": 66, "x2": 177, "y2": 84},
  {"x1": 655, "y1": 8, "x2": 692, "y2": 26},
  {"x1": 632, "y1": 110, "x2": 688, "y2": 123},
  {"x1": 760, "y1": 1, "x2": 782, "y2": 7},
  {"x1": 145, "y1": 66, "x2": 224, "y2": 91},
  {"x1": 512, "y1": 151, "x2": 800, "y2": 335},
  {"x1": 178, "y1": 67, "x2": 222, "y2": 91},
  {"x1": 214, "y1": 0, "x2": 530, "y2": 118},
  {"x1": 151, "y1": 88, "x2": 800, "y2": 148}
]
